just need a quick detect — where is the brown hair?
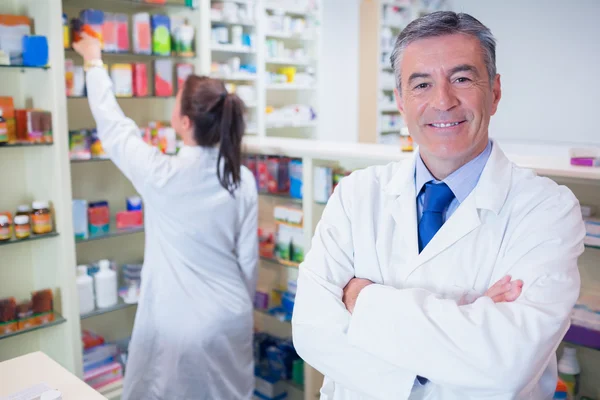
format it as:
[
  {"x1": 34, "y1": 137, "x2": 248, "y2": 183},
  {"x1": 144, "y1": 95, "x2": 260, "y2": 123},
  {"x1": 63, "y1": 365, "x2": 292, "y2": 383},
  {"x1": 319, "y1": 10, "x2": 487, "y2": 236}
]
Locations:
[{"x1": 180, "y1": 75, "x2": 246, "y2": 195}]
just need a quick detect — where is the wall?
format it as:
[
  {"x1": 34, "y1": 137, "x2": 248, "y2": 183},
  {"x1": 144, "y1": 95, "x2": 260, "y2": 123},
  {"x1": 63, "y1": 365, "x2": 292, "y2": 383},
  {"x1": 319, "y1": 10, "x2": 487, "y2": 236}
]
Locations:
[
  {"x1": 318, "y1": 0, "x2": 360, "y2": 143},
  {"x1": 452, "y1": 0, "x2": 600, "y2": 146}
]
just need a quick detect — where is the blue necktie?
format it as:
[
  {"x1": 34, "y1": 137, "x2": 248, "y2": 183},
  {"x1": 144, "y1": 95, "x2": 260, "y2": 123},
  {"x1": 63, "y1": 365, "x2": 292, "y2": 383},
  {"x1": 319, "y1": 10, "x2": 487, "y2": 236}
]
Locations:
[
  {"x1": 418, "y1": 181, "x2": 455, "y2": 253},
  {"x1": 416, "y1": 182, "x2": 455, "y2": 385}
]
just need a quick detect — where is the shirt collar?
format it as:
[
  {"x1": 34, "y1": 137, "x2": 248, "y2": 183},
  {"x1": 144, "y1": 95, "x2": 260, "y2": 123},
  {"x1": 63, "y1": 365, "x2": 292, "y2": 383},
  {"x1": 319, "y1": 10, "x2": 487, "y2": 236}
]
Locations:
[{"x1": 415, "y1": 140, "x2": 493, "y2": 203}]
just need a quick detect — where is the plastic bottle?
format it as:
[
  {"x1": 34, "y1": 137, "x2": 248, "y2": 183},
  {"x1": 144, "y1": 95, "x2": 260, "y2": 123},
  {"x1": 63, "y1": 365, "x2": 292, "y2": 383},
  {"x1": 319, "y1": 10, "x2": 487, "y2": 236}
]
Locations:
[
  {"x1": 94, "y1": 260, "x2": 118, "y2": 308},
  {"x1": 76, "y1": 265, "x2": 95, "y2": 315},
  {"x1": 558, "y1": 347, "x2": 580, "y2": 398}
]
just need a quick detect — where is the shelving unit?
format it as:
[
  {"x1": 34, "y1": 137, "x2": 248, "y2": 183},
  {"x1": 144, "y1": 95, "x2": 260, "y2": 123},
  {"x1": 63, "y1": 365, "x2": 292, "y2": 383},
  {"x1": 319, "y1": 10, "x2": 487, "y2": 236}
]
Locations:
[
  {"x1": 75, "y1": 225, "x2": 144, "y2": 243},
  {"x1": 80, "y1": 299, "x2": 137, "y2": 320},
  {"x1": 0, "y1": 313, "x2": 67, "y2": 342},
  {"x1": 0, "y1": 232, "x2": 60, "y2": 247}
]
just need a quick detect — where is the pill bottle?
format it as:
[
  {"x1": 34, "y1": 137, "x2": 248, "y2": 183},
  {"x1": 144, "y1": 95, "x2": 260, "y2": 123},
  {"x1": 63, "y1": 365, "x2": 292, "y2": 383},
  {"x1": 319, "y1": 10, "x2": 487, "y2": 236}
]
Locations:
[
  {"x1": 32, "y1": 201, "x2": 53, "y2": 235},
  {"x1": 0, "y1": 215, "x2": 11, "y2": 241},
  {"x1": 14, "y1": 215, "x2": 31, "y2": 239},
  {"x1": 16, "y1": 204, "x2": 31, "y2": 217}
]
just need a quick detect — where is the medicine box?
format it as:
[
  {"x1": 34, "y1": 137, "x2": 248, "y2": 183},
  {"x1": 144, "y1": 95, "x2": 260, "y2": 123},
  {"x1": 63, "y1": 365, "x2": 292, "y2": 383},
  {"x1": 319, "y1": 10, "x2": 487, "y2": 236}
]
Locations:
[
  {"x1": 133, "y1": 13, "x2": 151, "y2": 55},
  {"x1": 0, "y1": 15, "x2": 32, "y2": 65},
  {"x1": 154, "y1": 59, "x2": 173, "y2": 97},
  {"x1": 111, "y1": 64, "x2": 133, "y2": 97},
  {"x1": 151, "y1": 14, "x2": 171, "y2": 56}
]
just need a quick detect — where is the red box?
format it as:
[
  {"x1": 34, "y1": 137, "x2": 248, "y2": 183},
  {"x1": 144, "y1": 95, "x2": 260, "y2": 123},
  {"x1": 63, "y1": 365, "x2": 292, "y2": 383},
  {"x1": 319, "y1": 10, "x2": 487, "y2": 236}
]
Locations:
[
  {"x1": 132, "y1": 63, "x2": 148, "y2": 97},
  {"x1": 116, "y1": 210, "x2": 143, "y2": 229}
]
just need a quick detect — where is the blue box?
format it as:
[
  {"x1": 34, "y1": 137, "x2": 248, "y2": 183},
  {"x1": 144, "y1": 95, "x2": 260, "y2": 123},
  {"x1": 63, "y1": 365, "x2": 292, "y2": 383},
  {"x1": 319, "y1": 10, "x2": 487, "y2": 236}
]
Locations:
[{"x1": 22, "y1": 36, "x2": 48, "y2": 67}]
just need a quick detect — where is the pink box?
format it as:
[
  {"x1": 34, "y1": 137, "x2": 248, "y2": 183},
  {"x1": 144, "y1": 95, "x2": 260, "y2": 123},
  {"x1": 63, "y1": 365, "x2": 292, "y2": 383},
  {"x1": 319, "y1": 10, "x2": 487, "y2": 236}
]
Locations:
[{"x1": 84, "y1": 361, "x2": 123, "y2": 390}]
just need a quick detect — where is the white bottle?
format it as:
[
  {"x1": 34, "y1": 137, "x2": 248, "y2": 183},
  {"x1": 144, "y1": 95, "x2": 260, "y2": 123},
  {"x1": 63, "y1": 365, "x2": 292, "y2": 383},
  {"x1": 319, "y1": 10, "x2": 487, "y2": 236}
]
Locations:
[
  {"x1": 94, "y1": 260, "x2": 118, "y2": 308},
  {"x1": 558, "y1": 346, "x2": 581, "y2": 397},
  {"x1": 76, "y1": 265, "x2": 95, "y2": 315}
]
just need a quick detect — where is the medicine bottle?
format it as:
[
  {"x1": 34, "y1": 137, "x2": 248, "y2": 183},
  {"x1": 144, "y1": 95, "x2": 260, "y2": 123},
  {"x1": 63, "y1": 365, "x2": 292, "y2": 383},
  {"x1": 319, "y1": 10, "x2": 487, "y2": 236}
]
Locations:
[
  {"x1": 32, "y1": 201, "x2": 53, "y2": 235},
  {"x1": 16, "y1": 204, "x2": 31, "y2": 217},
  {"x1": 0, "y1": 109, "x2": 7, "y2": 143},
  {"x1": 14, "y1": 215, "x2": 31, "y2": 240},
  {"x1": 0, "y1": 215, "x2": 11, "y2": 241}
]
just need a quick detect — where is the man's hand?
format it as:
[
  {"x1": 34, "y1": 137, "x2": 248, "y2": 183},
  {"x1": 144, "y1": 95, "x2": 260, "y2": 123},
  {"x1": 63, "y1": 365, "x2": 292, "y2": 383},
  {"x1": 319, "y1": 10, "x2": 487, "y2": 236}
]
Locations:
[
  {"x1": 343, "y1": 278, "x2": 373, "y2": 314},
  {"x1": 72, "y1": 32, "x2": 102, "y2": 63},
  {"x1": 485, "y1": 275, "x2": 523, "y2": 303}
]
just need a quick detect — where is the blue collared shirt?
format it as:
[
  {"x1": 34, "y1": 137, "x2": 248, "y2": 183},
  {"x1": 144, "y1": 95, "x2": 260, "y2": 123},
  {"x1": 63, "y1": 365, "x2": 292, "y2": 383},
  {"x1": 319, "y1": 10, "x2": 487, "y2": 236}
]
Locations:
[{"x1": 416, "y1": 140, "x2": 493, "y2": 225}]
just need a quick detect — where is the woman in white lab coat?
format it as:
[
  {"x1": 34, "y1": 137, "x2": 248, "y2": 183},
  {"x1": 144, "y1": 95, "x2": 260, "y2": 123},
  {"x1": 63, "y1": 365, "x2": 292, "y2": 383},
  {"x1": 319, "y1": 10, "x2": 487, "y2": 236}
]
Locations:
[{"x1": 74, "y1": 36, "x2": 258, "y2": 400}]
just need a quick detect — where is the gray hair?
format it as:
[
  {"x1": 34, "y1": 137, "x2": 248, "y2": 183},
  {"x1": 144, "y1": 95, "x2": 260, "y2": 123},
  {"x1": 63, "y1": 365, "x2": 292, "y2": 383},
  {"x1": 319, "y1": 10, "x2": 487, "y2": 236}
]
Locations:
[{"x1": 390, "y1": 11, "x2": 497, "y2": 91}]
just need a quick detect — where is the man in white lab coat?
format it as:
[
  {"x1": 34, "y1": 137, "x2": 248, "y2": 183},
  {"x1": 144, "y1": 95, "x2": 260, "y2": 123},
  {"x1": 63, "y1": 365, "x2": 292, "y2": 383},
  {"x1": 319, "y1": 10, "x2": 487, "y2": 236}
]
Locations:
[{"x1": 292, "y1": 11, "x2": 585, "y2": 400}]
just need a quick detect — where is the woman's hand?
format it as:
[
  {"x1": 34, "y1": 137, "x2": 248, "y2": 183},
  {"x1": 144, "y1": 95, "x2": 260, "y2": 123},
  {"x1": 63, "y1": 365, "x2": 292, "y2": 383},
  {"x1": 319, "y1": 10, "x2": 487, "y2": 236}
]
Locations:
[{"x1": 72, "y1": 32, "x2": 102, "y2": 63}]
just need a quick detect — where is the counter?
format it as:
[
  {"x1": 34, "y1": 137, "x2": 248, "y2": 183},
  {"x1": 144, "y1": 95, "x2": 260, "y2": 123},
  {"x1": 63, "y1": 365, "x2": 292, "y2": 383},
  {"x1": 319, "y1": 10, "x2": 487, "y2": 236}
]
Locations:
[{"x1": 0, "y1": 352, "x2": 105, "y2": 400}]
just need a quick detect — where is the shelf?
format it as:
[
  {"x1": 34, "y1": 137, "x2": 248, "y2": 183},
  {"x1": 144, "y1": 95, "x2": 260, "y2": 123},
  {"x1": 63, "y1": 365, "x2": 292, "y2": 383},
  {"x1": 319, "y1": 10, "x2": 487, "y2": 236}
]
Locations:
[
  {"x1": 211, "y1": 44, "x2": 256, "y2": 54},
  {"x1": 379, "y1": 105, "x2": 399, "y2": 113},
  {"x1": 585, "y1": 244, "x2": 600, "y2": 250},
  {"x1": 266, "y1": 83, "x2": 316, "y2": 91},
  {"x1": 266, "y1": 121, "x2": 317, "y2": 129},
  {"x1": 563, "y1": 324, "x2": 600, "y2": 351},
  {"x1": 63, "y1": 0, "x2": 195, "y2": 10},
  {"x1": 381, "y1": 86, "x2": 396, "y2": 92},
  {"x1": 76, "y1": 225, "x2": 144, "y2": 243},
  {"x1": 381, "y1": 0, "x2": 412, "y2": 6},
  {"x1": 0, "y1": 232, "x2": 59, "y2": 247},
  {"x1": 70, "y1": 157, "x2": 111, "y2": 163},
  {"x1": 265, "y1": 6, "x2": 312, "y2": 17},
  {"x1": 266, "y1": 32, "x2": 315, "y2": 41},
  {"x1": 379, "y1": 129, "x2": 403, "y2": 135},
  {"x1": 0, "y1": 313, "x2": 66, "y2": 341},
  {"x1": 0, "y1": 64, "x2": 49, "y2": 70},
  {"x1": 286, "y1": 380, "x2": 304, "y2": 392},
  {"x1": 68, "y1": 96, "x2": 175, "y2": 100},
  {"x1": 260, "y1": 256, "x2": 300, "y2": 268},
  {"x1": 65, "y1": 48, "x2": 195, "y2": 60},
  {"x1": 259, "y1": 192, "x2": 302, "y2": 204},
  {"x1": 210, "y1": 18, "x2": 255, "y2": 27},
  {"x1": 80, "y1": 299, "x2": 137, "y2": 320},
  {"x1": 210, "y1": 74, "x2": 257, "y2": 82},
  {"x1": 254, "y1": 308, "x2": 291, "y2": 323},
  {"x1": 0, "y1": 142, "x2": 53, "y2": 148},
  {"x1": 266, "y1": 58, "x2": 310, "y2": 66},
  {"x1": 98, "y1": 379, "x2": 124, "y2": 400}
]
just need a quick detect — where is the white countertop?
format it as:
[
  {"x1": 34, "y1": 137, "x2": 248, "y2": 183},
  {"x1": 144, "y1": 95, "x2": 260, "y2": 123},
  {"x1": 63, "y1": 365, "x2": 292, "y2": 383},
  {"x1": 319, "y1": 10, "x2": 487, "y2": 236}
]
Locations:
[
  {"x1": 242, "y1": 136, "x2": 600, "y2": 181},
  {"x1": 0, "y1": 352, "x2": 105, "y2": 400}
]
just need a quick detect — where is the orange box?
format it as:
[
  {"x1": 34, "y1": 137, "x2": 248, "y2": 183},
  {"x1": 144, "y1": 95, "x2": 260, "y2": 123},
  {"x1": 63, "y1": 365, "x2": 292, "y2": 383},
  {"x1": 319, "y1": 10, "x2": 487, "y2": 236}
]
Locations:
[
  {"x1": 0, "y1": 321, "x2": 18, "y2": 335},
  {"x1": 17, "y1": 316, "x2": 39, "y2": 330},
  {"x1": 0, "y1": 97, "x2": 15, "y2": 119}
]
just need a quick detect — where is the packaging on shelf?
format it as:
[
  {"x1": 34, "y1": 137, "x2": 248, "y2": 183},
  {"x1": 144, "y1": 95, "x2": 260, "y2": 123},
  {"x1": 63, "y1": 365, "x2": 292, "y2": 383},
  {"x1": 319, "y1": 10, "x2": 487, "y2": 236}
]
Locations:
[
  {"x1": 154, "y1": 59, "x2": 173, "y2": 97},
  {"x1": 151, "y1": 14, "x2": 171, "y2": 56},
  {"x1": 116, "y1": 210, "x2": 143, "y2": 229},
  {"x1": 313, "y1": 166, "x2": 332, "y2": 204},
  {"x1": 176, "y1": 63, "x2": 194, "y2": 91},
  {"x1": 88, "y1": 201, "x2": 110, "y2": 236},
  {"x1": 77, "y1": 9, "x2": 104, "y2": 47},
  {"x1": 102, "y1": 12, "x2": 117, "y2": 53},
  {"x1": 73, "y1": 199, "x2": 89, "y2": 240},
  {"x1": 15, "y1": 109, "x2": 53, "y2": 144},
  {"x1": 171, "y1": 16, "x2": 195, "y2": 57},
  {"x1": 73, "y1": 66, "x2": 85, "y2": 97},
  {"x1": 22, "y1": 35, "x2": 48, "y2": 67},
  {"x1": 115, "y1": 13, "x2": 130, "y2": 52},
  {"x1": 0, "y1": 97, "x2": 16, "y2": 143},
  {"x1": 0, "y1": 15, "x2": 31, "y2": 65},
  {"x1": 133, "y1": 13, "x2": 152, "y2": 55},
  {"x1": 132, "y1": 63, "x2": 149, "y2": 97},
  {"x1": 65, "y1": 59, "x2": 74, "y2": 96},
  {"x1": 69, "y1": 130, "x2": 91, "y2": 160},
  {"x1": 111, "y1": 63, "x2": 133, "y2": 97},
  {"x1": 63, "y1": 13, "x2": 70, "y2": 49},
  {"x1": 89, "y1": 129, "x2": 106, "y2": 158}
]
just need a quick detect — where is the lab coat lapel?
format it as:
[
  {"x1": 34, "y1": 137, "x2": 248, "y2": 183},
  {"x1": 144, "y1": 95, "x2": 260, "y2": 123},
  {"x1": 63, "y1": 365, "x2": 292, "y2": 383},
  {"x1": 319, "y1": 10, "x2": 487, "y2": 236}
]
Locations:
[
  {"x1": 409, "y1": 141, "x2": 512, "y2": 274},
  {"x1": 382, "y1": 156, "x2": 419, "y2": 283},
  {"x1": 413, "y1": 194, "x2": 481, "y2": 270}
]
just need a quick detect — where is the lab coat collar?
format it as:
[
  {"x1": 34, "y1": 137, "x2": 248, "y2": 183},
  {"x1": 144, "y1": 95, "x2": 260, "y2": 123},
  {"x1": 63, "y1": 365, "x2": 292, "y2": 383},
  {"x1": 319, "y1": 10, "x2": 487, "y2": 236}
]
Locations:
[
  {"x1": 178, "y1": 145, "x2": 219, "y2": 165},
  {"x1": 383, "y1": 141, "x2": 514, "y2": 278},
  {"x1": 383, "y1": 140, "x2": 512, "y2": 214}
]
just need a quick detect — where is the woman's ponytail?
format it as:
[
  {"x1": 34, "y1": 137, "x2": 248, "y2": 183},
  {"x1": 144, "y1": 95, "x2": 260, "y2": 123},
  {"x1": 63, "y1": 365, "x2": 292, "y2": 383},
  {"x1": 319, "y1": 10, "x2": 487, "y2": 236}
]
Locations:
[
  {"x1": 216, "y1": 92, "x2": 245, "y2": 195},
  {"x1": 180, "y1": 75, "x2": 247, "y2": 196}
]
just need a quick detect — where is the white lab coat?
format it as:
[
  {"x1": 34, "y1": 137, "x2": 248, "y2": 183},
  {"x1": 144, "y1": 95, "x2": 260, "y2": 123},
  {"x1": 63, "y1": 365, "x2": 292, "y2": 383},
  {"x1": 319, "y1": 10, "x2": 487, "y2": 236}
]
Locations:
[
  {"x1": 85, "y1": 68, "x2": 258, "y2": 400},
  {"x1": 292, "y1": 142, "x2": 585, "y2": 400}
]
